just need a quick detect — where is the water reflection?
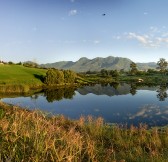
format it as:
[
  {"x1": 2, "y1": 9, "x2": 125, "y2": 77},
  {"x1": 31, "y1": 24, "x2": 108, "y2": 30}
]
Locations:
[
  {"x1": 77, "y1": 83, "x2": 131, "y2": 96},
  {"x1": 1, "y1": 83, "x2": 166, "y2": 101},
  {"x1": 44, "y1": 87, "x2": 76, "y2": 102},
  {"x1": 129, "y1": 104, "x2": 168, "y2": 126},
  {"x1": 156, "y1": 84, "x2": 168, "y2": 101},
  {"x1": 130, "y1": 83, "x2": 137, "y2": 96},
  {"x1": 1, "y1": 83, "x2": 168, "y2": 127}
]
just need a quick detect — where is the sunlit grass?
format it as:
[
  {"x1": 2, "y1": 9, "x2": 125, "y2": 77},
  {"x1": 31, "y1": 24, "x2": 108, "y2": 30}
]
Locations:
[
  {"x1": 0, "y1": 64, "x2": 46, "y2": 86},
  {"x1": 0, "y1": 102, "x2": 168, "y2": 162}
]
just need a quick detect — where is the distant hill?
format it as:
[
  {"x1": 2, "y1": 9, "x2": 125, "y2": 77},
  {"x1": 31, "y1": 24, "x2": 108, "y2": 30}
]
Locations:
[{"x1": 41, "y1": 56, "x2": 157, "y2": 72}]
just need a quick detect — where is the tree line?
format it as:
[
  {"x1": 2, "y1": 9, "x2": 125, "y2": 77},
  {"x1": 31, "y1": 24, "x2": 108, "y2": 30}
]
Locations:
[{"x1": 130, "y1": 58, "x2": 168, "y2": 75}]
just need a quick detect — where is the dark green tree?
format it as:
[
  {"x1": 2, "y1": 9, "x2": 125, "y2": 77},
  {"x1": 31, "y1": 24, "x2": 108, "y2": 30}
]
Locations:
[
  {"x1": 130, "y1": 62, "x2": 138, "y2": 75},
  {"x1": 157, "y1": 58, "x2": 168, "y2": 74},
  {"x1": 44, "y1": 69, "x2": 64, "y2": 85},
  {"x1": 101, "y1": 69, "x2": 108, "y2": 76},
  {"x1": 109, "y1": 70, "x2": 119, "y2": 78},
  {"x1": 64, "y1": 70, "x2": 76, "y2": 83}
]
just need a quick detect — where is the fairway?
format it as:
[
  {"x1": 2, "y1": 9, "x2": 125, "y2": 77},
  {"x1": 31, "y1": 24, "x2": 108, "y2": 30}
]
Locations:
[{"x1": 0, "y1": 64, "x2": 47, "y2": 86}]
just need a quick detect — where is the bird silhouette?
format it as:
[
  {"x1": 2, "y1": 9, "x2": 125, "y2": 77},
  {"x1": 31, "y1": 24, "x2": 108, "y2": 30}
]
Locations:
[{"x1": 102, "y1": 13, "x2": 106, "y2": 16}]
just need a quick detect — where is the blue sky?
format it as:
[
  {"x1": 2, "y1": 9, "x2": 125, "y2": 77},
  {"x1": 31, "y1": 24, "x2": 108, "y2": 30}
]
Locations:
[{"x1": 0, "y1": 0, "x2": 168, "y2": 63}]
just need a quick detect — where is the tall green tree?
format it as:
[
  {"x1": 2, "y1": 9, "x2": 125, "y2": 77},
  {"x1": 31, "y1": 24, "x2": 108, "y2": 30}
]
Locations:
[
  {"x1": 64, "y1": 70, "x2": 76, "y2": 83},
  {"x1": 157, "y1": 58, "x2": 168, "y2": 74},
  {"x1": 44, "y1": 69, "x2": 64, "y2": 85},
  {"x1": 109, "y1": 70, "x2": 119, "y2": 77},
  {"x1": 101, "y1": 69, "x2": 108, "y2": 76},
  {"x1": 130, "y1": 62, "x2": 138, "y2": 75}
]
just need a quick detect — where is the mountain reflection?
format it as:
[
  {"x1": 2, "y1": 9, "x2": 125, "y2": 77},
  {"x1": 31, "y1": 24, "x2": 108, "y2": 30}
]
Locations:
[
  {"x1": 77, "y1": 83, "x2": 131, "y2": 96},
  {"x1": 42, "y1": 83, "x2": 167, "y2": 101}
]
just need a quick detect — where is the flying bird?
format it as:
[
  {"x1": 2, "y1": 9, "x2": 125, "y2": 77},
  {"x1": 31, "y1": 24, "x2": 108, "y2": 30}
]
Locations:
[{"x1": 102, "y1": 13, "x2": 106, "y2": 16}]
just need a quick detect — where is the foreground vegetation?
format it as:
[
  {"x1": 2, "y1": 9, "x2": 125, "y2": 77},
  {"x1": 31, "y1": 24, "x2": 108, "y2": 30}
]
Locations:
[{"x1": 0, "y1": 102, "x2": 168, "y2": 162}]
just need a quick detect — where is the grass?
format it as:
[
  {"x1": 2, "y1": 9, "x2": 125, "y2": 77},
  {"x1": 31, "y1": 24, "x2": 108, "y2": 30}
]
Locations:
[
  {"x1": 119, "y1": 74, "x2": 168, "y2": 84},
  {"x1": 0, "y1": 102, "x2": 168, "y2": 162},
  {"x1": 76, "y1": 74, "x2": 115, "y2": 85},
  {"x1": 0, "y1": 64, "x2": 46, "y2": 87}
]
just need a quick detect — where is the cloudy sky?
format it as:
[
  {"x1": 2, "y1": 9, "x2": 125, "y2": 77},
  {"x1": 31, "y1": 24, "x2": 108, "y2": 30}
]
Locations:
[{"x1": 0, "y1": 0, "x2": 168, "y2": 63}]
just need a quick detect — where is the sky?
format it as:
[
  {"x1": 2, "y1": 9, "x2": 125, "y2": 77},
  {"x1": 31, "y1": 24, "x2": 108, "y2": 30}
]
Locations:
[{"x1": 0, "y1": 0, "x2": 168, "y2": 64}]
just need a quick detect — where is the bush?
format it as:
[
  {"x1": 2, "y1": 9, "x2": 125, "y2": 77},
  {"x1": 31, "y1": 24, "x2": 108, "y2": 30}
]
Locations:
[{"x1": 44, "y1": 69, "x2": 64, "y2": 85}]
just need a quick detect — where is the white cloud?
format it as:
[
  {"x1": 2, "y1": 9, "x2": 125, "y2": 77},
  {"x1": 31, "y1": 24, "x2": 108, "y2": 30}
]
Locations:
[
  {"x1": 150, "y1": 26, "x2": 160, "y2": 33},
  {"x1": 143, "y1": 12, "x2": 148, "y2": 15},
  {"x1": 69, "y1": 9, "x2": 77, "y2": 16},
  {"x1": 32, "y1": 27, "x2": 37, "y2": 31},
  {"x1": 113, "y1": 36, "x2": 121, "y2": 40},
  {"x1": 81, "y1": 39, "x2": 101, "y2": 44},
  {"x1": 113, "y1": 26, "x2": 168, "y2": 48},
  {"x1": 126, "y1": 32, "x2": 159, "y2": 47},
  {"x1": 127, "y1": 32, "x2": 148, "y2": 44},
  {"x1": 93, "y1": 40, "x2": 100, "y2": 44}
]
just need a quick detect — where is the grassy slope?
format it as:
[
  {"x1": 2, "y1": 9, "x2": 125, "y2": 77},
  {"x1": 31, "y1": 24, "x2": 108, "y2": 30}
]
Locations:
[
  {"x1": 0, "y1": 64, "x2": 46, "y2": 86},
  {"x1": 0, "y1": 102, "x2": 168, "y2": 162}
]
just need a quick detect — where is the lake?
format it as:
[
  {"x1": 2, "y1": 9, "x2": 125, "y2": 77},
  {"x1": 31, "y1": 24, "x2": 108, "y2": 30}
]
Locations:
[{"x1": 1, "y1": 83, "x2": 168, "y2": 127}]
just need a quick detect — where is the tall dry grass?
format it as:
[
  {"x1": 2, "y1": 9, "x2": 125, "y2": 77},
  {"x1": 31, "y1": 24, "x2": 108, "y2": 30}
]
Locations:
[{"x1": 0, "y1": 102, "x2": 168, "y2": 162}]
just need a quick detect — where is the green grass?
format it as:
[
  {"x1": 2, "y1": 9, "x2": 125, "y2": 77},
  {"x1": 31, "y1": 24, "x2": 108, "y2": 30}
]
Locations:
[
  {"x1": 0, "y1": 102, "x2": 168, "y2": 162},
  {"x1": 0, "y1": 64, "x2": 46, "y2": 89},
  {"x1": 119, "y1": 74, "x2": 168, "y2": 84}
]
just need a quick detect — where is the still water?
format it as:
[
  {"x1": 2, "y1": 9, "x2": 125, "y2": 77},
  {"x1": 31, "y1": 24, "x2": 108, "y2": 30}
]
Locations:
[{"x1": 2, "y1": 83, "x2": 168, "y2": 127}]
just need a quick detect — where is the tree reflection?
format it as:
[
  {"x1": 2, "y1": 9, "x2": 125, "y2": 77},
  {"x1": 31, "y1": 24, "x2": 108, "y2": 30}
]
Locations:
[
  {"x1": 109, "y1": 82, "x2": 120, "y2": 89},
  {"x1": 30, "y1": 94, "x2": 39, "y2": 100},
  {"x1": 101, "y1": 83, "x2": 108, "y2": 87},
  {"x1": 157, "y1": 84, "x2": 168, "y2": 101},
  {"x1": 130, "y1": 83, "x2": 137, "y2": 96},
  {"x1": 44, "y1": 87, "x2": 76, "y2": 102}
]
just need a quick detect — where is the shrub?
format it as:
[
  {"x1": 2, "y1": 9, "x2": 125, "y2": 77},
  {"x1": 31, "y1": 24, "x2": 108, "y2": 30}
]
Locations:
[{"x1": 44, "y1": 69, "x2": 64, "y2": 85}]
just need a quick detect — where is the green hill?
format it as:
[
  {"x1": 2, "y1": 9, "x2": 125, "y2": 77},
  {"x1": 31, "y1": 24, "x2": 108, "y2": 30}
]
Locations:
[{"x1": 0, "y1": 64, "x2": 46, "y2": 87}]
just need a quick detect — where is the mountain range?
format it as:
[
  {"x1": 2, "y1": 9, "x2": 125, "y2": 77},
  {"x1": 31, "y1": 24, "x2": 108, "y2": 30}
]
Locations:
[{"x1": 41, "y1": 56, "x2": 157, "y2": 72}]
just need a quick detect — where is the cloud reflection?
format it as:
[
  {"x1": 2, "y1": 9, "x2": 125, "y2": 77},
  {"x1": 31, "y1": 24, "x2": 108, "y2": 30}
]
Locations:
[{"x1": 129, "y1": 104, "x2": 168, "y2": 120}]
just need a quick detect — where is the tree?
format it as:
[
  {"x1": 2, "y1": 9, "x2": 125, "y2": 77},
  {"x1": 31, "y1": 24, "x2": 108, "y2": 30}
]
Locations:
[
  {"x1": 109, "y1": 70, "x2": 119, "y2": 78},
  {"x1": 130, "y1": 62, "x2": 138, "y2": 75},
  {"x1": 101, "y1": 69, "x2": 108, "y2": 76},
  {"x1": 64, "y1": 70, "x2": 76, "y2": 83},
  {"x1": 157, "y1": 58, "x2": 167, "y2": 74},
  {"x1": 44, "y1": 69, "x2": 64, "y2": 85}
]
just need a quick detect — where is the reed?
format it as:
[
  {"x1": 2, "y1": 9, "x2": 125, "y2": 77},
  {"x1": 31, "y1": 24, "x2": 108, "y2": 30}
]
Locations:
[
  {"x1": 0, "y1": 102, "x2": 168, "y2": 162},
  {"x1": 0, "y1": 84, "x2": 30, "y2": 93}
]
